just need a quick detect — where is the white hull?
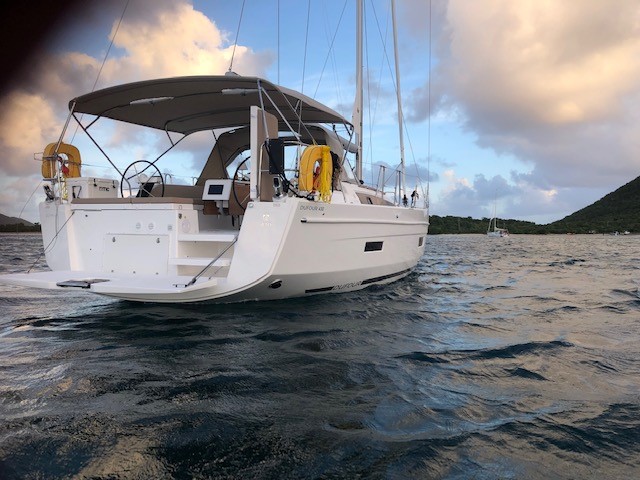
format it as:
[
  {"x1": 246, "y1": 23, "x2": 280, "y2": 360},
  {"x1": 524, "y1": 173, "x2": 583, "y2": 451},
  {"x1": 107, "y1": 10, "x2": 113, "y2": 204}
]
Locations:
[
  {"x1": 3, "y1": 196, "x2": 428, "y2": 303},
  {"x1": 487, "y1": 229, "x2": 508, "y2": 238}
]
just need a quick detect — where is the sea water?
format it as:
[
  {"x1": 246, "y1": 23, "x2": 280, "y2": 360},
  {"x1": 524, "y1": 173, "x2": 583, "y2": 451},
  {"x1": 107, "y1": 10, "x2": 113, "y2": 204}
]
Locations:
[{"x1": 0, "y1": 233, "x2": 639, "y2": 479}]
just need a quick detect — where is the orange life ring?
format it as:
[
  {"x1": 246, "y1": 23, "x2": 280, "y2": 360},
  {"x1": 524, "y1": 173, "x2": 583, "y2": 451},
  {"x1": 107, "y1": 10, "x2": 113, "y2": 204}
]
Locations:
[
  {"x1": 42, "y1": 142, "x2": 82, "y2": 179},
  {"x1": 299, "y1": 145, "x2": 332, "y2": 202}
]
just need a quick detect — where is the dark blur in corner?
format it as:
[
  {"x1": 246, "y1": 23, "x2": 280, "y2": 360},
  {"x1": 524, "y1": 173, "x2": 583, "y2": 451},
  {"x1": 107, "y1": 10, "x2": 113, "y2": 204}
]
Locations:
[{"x1": 1, "y1": 0, "x2": 84, "y2": 95}]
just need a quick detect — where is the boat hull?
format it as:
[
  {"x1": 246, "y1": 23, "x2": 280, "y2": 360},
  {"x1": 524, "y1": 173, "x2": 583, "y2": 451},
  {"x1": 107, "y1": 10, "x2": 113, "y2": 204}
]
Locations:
[{"x1": 1, "y1": 197, "x2": 428, "y2": 303}]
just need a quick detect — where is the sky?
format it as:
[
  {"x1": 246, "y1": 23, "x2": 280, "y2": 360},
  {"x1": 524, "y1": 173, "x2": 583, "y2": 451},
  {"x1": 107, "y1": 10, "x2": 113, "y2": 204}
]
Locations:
[{"x1": 1, "y1": 0, "x2": 639, "y2": 225}]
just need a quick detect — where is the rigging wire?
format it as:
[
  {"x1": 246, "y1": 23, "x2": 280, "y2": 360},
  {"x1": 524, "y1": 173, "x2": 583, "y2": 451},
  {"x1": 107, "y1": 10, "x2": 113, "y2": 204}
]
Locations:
[
  {"x1": 15, "y1": 181, "x2": 44, "y2": 233},
  {"x1": 364, "y1": 2, "x2": 375, "y2": 185},
  {"x1": 277, "y1": 0, "x2": 280, "y2": 83},
  {"x1": 301, "y1": 0, "x2": 312, "y2": 94},
  {"x1": 297, "y1": 0, "x2": 313, "y2": 139},
  {"x1": 70, "y1": 0, "x2": 130, "y2": 143},
  {"x1": 369, "y1": 0, "x2": 407, "y2": 188},
  {"x1": 369, "y1": 0, "x2": 429, "y2": 199},
  {"x1": 357, "y1": 2, "x2": 398, "y2": 191},
  {"x1": 369, "y1": 1, "x2": 389, "y2": 144},
  {"x1": 27, "y1": 211, "x2": 76, "y2": 273},
  {"x1": 327, "y1": 9, "x2": 346, "y2": 117},
  {"x1": 228, "y1": 0, "x2": 246, "y2": 73},
  {"x1": 426, "y1": 0, "x2": 432, "y2": 206},
  {"x1": 312, "y1": 0, "x2": 348, "y2": 98}
]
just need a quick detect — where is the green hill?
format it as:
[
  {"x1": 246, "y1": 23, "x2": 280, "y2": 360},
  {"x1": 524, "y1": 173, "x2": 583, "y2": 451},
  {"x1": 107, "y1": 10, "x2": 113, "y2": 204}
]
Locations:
[
  {"x1": 427, "y1": 215, "x2": 541, "y2": 234},
  {"x1": 0, "y1": 213, "x2": 39, "y2": 232},
  {"x1": 0, "y1": 213, "x2": 33, "y2": 226},
  {"x1": 547, "y1": 175, "x2": 640, "y2": 234},
  {"x1": 430, "y1": 174, "x2": 640, "y2": 234}
]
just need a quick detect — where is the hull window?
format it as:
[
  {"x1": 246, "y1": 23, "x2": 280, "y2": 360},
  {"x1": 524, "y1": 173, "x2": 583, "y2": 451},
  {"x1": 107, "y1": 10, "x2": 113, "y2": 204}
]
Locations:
[{"x1": 364, "y1": 241, "x2": 383, "y2": 252}]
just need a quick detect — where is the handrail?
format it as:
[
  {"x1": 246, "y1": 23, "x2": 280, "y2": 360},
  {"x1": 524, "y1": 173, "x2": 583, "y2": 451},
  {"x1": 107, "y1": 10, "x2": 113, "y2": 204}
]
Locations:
[
  {"x1": 372, "y1": 163, "x2": 426, "y2": 206},
  {"x1": 178, "y1": 235, "x2": 238, "y2": 288}
]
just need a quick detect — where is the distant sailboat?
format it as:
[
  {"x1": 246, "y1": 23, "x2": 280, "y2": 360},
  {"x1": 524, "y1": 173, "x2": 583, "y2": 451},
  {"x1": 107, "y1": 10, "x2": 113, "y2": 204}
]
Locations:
[{"x1": 487, "y1": 199, "x2": 509, "y2": 238}]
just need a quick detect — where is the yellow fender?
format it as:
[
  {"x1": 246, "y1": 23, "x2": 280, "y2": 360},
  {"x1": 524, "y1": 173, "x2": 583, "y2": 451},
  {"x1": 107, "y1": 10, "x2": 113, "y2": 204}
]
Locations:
[
  {"x1": 299, "y1": 145, "x2": 332, "y2": 202},
  {"x1": 42, "y1": 142, "x2": 82, "y2": 179}
]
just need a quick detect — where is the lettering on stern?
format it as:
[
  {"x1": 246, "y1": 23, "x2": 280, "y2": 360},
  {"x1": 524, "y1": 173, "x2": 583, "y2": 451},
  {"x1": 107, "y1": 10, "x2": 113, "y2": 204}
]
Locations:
[{"x1": 331, "y1": 281, "x2": 362, "y2": 291}]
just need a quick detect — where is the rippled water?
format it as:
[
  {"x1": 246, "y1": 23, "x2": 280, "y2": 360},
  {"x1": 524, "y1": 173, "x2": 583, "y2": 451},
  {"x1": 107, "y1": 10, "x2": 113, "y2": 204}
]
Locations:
[{"x1": 0, "y1": 232, "x2": 639, "y2": 479}]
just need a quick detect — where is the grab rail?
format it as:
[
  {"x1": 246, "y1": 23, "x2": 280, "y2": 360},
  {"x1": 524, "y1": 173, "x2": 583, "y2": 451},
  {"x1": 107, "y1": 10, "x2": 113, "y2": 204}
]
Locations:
[{"x1": 177, "y1": 236, "x2": 238, "y2": 288}]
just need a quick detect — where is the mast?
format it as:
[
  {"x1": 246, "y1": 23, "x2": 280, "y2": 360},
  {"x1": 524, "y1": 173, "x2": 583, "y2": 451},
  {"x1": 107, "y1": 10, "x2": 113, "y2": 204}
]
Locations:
[
  {"x1": 353, "y1": 0, "x2": 363, "y2": 181},
  {"x1": 391, "y1": 0, "x2": 406, "y2": 195}
]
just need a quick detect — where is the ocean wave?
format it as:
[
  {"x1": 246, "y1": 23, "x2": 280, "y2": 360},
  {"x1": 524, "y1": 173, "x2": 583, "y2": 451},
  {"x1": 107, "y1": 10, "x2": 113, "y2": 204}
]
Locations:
[{"x1": 2, "y1": 234, "x2": 640, "y2": 478}]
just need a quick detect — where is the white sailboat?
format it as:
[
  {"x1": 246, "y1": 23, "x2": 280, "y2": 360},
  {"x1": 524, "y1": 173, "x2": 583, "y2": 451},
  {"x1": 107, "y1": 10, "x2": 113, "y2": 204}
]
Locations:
[
  {"x1": 0, "y1": 1, "x2": 429, "y2": 303},
  {"x1": 487, "y1": 199, "x2": 509, "y2": 238},
  {"x1": 487, "y1": 218, "x2": 509, "y2": 238}
]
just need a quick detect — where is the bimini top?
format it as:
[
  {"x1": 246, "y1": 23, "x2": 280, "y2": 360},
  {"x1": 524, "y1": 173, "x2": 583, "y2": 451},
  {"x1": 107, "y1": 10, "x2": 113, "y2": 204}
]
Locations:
[{"x1": 70, "y1": 75, "x2": 349, "y2": 135}]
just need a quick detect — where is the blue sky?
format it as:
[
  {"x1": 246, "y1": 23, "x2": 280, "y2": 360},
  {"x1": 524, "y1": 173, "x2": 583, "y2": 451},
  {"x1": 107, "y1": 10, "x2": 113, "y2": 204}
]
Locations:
[{"x1": 2, "y1": 0, "x2": 640, "y2": 225}]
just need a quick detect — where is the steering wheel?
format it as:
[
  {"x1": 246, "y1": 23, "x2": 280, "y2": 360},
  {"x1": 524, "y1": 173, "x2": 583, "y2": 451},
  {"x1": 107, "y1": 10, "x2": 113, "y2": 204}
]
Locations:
[
  {"x1": 231, "y1": 156, "x2": 251, "y2": 213},
  {"x1": 120, "y1": 160, "x2": 165, "y2": 198}
]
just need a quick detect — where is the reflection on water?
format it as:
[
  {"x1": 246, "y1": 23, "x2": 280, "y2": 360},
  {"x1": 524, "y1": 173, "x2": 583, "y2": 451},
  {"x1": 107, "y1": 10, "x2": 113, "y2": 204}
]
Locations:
[{"x1": 0, "y1": 233, "x2": 639, "y2": 479}]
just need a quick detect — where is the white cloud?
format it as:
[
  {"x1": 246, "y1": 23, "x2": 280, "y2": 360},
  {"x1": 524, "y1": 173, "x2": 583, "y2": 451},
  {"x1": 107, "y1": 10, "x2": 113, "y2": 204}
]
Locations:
[
  {"x1": 441, "y1": 0, "x2": 640, "y2": 127},
  {"x1": 409, "y1": 0, "x2": 640, "y2": 220},
  {"x1": 96, "y1": 2, "x2": 271, "y2": 85},
  {"x1": 431, "y1": 167, "x2": 615, "y2": 224},
  {"x1": 0, "y1": 91, "x2": 60, "y2": 176}
]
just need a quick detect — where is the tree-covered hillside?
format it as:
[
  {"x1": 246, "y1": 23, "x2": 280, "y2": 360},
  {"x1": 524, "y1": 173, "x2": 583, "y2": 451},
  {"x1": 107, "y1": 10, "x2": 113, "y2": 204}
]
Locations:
[
  {"x1": 428, "y1": 216, "x2": 543, "y2": 234},
  {"x1": 0, "y1": 214, "x2": 39, "y2": 232},
  {"x1": 429, "y1": 174, "x2": 640, "y2": 234},
  {"x1": 547, "y1": 175, "x2": 640, "y2": 234}
]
